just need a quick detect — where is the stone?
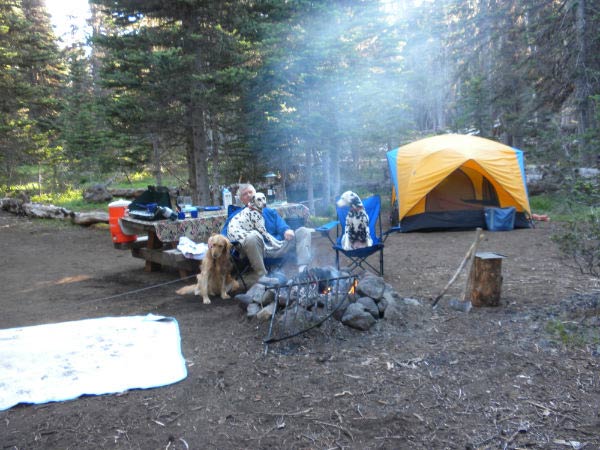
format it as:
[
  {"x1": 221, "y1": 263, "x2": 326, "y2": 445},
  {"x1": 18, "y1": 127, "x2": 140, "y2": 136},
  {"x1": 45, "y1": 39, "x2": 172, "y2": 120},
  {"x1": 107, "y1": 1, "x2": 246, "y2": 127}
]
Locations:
[
  {"x1": 260, "y1": 289, "x2": 275, "y2": 306},
  {"x1": 256, "y1": 302, "x2": 277, "y2": 321},
  {"x1": 257, "y1": 275, "x2": 284, "y2": 288},
  {"x1": 246, "y1": 303, "x2": 260, "y2": 318},
  {"x1": 332, "y1": 296, "x2": 351, "y2": 321},
  {"x1": 381, "y1": 283, "x2": 401, "y2": 304},
  {"x1": 83, "y1": 184, "x2": 113, "y2": 203},
  {"x1": 246, "y1": 283, "x2": 266, "y2": 304},
  {"x1": 401, "y1": 297, "x2": 422, "y2": 307},
  {"x1": 357, "y1": 297, "x2": 380, "y2": 319},
  {"x1": 342, "y1": 303, "x2": 376, "y2": 331},
  {"x1": 235, "y1": 293, "x2": 253, "y2": 309},
  {"x1": 383, "y1": 297, "x2": 405, "y2": 325},
  {"x1": 356, "y1": 275, "x2": 386, "y2": 300}
]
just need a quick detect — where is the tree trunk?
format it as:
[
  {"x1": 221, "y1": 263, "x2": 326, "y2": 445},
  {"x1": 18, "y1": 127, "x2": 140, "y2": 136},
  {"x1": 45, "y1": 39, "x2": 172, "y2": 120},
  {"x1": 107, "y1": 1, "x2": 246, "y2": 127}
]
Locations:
[
  {"x1": 574, "y1": 0, "x2": 591, "y2": 165},
  {"x1": 182, "y1": 13, "x2": 211, "y2": 206},
  {"x1": 323, "y1": 148, "x2": 331, "y2": 212},
  {"x1": 189, "y1": 104, "x2": 211, "y2": 205},
  {"x1": 151, "y1": 133, "x2": 162, "y2": 186},
  {"x1": 209, "y1": 122, "x2": 220, "y2": 205},
  {"x1": 306, "y1": 147, "x2": 315, "y2": 214},
  {"x1": 480, "y1": 0, "x2": 492, "y2": 135},
  {"x1": 281, "y1": 147, "x2": 288, "y2": 202}
]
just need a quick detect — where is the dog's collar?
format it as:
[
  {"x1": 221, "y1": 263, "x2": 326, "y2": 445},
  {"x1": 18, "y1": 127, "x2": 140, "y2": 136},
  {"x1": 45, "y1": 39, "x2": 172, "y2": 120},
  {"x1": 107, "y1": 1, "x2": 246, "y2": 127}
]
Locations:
[{"x1": 248, "y1": 204, "x2": 262, "y2": 212}]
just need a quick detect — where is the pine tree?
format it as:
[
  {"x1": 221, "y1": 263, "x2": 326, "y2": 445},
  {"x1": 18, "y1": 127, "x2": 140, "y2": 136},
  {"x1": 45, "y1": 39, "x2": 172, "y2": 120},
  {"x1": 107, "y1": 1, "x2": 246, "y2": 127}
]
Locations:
[
  {"x1": 0, "y1": 0, "x2": 63, "y2": 187},
  {"x1": 90, "y1": 0, "x2": 257, "y2": 204}
]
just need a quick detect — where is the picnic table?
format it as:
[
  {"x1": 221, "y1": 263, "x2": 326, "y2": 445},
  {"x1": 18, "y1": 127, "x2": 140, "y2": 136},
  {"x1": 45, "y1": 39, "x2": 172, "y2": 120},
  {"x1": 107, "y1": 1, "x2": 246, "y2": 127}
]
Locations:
[{"x1": 117, "y1": 202, "x2": 310, "y2": 276}]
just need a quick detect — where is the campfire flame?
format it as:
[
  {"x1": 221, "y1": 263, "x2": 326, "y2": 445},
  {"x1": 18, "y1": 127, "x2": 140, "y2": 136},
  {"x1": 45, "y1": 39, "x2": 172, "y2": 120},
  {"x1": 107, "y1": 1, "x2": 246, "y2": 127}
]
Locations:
[
  {"x1": 348, "y1": 279, "x2": 358, "y2": 295},
  {"x1": 319, "y1": 278, "x2": 357, "y2": 295}
]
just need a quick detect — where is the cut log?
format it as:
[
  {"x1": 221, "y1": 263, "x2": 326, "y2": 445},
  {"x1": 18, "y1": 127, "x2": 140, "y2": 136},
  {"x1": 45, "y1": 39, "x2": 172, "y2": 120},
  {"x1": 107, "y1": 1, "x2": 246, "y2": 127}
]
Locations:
[
  {"x1": 71, "y1": 211, "x2": 109, "y2": 226},
  {"x1": 0, "y1": 197, "x2": 28, "y2": 215},
  {"x1": 22, "y1": 203, "x2": 72, "y2": 220},
  {"x1": 468, "y1": 252, "x2": 504, "y2": 307}
]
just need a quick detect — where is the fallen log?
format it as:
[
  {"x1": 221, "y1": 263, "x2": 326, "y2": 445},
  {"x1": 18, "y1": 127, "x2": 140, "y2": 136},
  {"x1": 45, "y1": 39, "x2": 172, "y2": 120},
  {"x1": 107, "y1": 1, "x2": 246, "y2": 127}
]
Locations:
[
  {"x1": 0, "y1": 197, "x2": 28, "y2": 215},
  {"x1": 1, "y1": 199, "x2": 108, "y2": 226},
  {"x1": 71, "y1": 211, "x2": 109, "y2": 226},
  {"x1": 22, "y1": 202, "x2": 72, "y2": 220}
]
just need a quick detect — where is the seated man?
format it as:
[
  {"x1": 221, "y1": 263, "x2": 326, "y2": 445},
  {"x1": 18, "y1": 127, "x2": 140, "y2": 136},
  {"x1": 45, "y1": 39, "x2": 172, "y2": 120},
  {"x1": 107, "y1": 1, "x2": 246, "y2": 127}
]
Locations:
[{"x1": 222, "y1": 183, "x2": 312, "y2": 284}]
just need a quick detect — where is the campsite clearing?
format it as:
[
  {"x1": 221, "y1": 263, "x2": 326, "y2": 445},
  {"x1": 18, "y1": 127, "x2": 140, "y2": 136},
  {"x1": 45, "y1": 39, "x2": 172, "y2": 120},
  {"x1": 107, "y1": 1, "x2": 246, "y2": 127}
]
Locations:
[{"x1": 0, "y1": 209, "x2": 599, "y2": 449}]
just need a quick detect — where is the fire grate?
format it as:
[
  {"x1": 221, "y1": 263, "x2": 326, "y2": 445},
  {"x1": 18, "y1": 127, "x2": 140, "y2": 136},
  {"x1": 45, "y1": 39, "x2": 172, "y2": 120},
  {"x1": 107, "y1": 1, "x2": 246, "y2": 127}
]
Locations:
[{"x1": 262, "y1": 270, "x2": 358, "y2": 355}]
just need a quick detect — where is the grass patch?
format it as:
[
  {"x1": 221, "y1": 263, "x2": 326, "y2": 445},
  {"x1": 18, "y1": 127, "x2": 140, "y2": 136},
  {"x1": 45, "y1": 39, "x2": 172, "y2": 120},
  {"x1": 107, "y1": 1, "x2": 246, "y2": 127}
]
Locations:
[
  {"x1": 30, "y1": 189, "x2": 107, "y2": 212},
  {"x1": 545, "y1": 319, "x2": 599, "y2": 348},
  {"x1": 529, "y1": 194, "x2": 554, "y2": 213},
  {"x1": 530, "y1": 193, "x2": 598, "y2": 222}
]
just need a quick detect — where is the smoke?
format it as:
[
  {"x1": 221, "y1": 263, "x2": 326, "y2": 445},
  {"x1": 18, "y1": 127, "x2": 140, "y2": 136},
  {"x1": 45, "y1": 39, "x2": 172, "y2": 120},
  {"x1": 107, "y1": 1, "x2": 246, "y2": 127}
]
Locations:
[{"x1": 257, "y1": 0, "x2": 429, "y2": 160}]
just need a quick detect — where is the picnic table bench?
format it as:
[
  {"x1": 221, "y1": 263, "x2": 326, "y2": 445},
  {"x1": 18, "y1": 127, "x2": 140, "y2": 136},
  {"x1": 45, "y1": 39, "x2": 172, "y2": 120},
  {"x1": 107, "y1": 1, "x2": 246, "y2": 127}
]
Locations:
[{"x1": 116, "y1": 202, "x2": 310, "y2": 277}]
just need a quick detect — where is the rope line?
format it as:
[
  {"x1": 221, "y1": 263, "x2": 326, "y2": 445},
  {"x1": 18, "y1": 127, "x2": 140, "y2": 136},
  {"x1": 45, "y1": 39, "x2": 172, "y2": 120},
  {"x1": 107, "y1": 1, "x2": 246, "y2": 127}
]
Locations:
[{"x1": 76, "y1": 273, "x2": 197, "y2": 306}]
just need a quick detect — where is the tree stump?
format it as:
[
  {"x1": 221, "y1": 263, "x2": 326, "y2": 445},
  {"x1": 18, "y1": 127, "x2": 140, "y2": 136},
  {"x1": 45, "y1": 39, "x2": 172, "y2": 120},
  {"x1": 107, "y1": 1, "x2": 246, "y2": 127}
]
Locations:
[{"x1": 468, "y1": 252, "x2": 504, "y2": 307}]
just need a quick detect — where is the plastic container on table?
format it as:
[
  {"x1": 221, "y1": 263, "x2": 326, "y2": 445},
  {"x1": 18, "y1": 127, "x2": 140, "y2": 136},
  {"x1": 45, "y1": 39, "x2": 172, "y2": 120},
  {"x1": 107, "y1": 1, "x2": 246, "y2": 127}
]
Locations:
[
  {"x1": 222, "y1": 188, "x2": 232, "y2": 210},
  {"x1": 108, "y1": 199, "x2": 137, "y2": 243}
]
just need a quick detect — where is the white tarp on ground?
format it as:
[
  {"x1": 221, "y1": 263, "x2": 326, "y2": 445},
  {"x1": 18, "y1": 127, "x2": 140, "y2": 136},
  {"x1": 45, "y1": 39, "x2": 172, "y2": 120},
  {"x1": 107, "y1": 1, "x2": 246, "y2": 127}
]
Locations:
[{"x1": 0, "y1": 314, "x2": 187, "y2": 411}]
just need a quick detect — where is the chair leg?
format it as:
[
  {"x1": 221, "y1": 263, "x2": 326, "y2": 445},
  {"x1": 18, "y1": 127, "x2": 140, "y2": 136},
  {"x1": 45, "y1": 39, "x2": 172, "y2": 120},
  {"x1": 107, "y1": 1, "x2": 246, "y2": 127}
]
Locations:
[{"x1": 231, "y1": 257, "x2": 249, "y2": 291}]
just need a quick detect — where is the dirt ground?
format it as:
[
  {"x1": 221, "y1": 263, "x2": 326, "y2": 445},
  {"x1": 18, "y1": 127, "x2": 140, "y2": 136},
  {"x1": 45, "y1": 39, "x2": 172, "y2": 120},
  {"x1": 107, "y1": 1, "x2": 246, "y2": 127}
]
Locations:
[{"x1": 1, "y1": 209, "x2": 599, "y2": 450}]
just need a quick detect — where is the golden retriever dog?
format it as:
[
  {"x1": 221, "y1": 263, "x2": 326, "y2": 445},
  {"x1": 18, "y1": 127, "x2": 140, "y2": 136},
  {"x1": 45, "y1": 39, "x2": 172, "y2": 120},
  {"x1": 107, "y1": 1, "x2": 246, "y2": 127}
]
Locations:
[{"x1": 176, "y1": 234, "x2": 239, "y2": 304}]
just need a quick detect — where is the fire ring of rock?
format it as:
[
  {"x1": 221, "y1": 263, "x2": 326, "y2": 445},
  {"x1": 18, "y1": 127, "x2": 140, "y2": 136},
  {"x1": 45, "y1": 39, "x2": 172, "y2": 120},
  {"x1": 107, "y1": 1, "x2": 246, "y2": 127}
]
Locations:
[{"x1": 234, "y1": 266, "x2": 423, "y2": 333}]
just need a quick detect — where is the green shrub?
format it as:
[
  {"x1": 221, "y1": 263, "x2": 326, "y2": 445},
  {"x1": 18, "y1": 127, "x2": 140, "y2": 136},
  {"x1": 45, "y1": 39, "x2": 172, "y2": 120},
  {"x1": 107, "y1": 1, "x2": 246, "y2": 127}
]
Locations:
[
  {"x1": 545, "y1": 319, "x2": 600, "y2": 348},
  {"x1": 530, "y1": 192, "x2": 598, "y2": 222},
  {"x1": 552, "y1": 208, "x2": 600, "y2": 277},
  {"x1": 529, "y1": 194, "x2": 554, "y2": 213}
]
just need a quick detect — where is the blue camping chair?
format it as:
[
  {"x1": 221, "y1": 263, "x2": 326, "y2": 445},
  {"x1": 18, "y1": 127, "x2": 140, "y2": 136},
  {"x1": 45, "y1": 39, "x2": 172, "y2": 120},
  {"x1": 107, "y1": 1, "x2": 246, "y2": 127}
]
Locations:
[
  {"x1": 317, "y1": 194, "x2": 394, "y2": 276},
  {"x1": 221, "y1": 205, "x2": 295, "y2": 289}
]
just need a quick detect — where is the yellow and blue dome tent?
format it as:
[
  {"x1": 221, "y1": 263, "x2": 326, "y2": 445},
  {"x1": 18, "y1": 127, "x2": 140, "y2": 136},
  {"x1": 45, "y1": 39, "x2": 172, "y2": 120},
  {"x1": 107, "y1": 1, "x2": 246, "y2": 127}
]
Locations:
[{"x1": 386, "y1": 134, "x2": 532, "y2": 232}]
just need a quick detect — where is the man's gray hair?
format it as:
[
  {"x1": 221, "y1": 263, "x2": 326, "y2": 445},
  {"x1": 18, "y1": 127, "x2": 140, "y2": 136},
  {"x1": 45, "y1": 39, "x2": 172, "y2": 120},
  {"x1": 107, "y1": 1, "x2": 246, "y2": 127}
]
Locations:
[{"x1": 237, "y1": 183, "x2": 255, "y2": 197}]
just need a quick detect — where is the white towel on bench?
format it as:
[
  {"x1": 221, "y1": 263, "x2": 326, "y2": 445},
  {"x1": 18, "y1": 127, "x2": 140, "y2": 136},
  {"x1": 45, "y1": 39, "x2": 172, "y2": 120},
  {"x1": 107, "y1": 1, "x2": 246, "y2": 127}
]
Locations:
[{"x1": 177, "y1": 236, "x2": 208, "y2": 260}]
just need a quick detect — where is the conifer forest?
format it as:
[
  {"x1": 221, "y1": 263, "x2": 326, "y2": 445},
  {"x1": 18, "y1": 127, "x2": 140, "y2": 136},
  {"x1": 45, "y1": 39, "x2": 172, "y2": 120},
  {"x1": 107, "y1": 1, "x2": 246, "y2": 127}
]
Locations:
[{"x1": 1, "y1": 0, "x2": 599, "y2": 204}]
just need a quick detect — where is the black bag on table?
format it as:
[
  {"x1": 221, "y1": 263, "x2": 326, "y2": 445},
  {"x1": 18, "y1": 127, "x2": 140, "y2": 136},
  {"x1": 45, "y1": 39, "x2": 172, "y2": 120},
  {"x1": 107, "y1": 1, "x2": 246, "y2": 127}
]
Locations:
[{"x1": 128, "y1": 186, "x2": 176, "y2": 221}]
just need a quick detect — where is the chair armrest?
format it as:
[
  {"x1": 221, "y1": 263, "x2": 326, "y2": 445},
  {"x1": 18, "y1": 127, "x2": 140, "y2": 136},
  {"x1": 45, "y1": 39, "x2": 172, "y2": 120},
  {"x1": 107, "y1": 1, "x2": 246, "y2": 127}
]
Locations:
[
  {"x1": 382, "y1": 226, "x2": 402, "y2": 242},
  {"x1": 316, "y1": 220, "x2": 340, "y2": 246},
  {"x1": 315, "y1": 220, "x2": 339, "y2": 234}
]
